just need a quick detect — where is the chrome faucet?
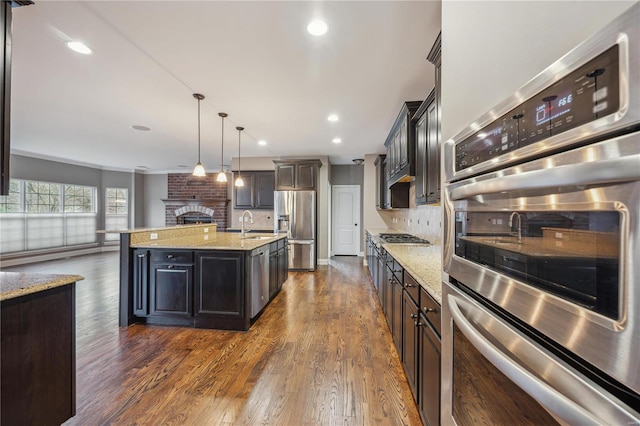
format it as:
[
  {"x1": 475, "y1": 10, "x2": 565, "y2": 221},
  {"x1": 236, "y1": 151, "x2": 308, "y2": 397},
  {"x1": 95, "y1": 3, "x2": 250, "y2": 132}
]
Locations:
[
  {"x1": 508, "y1": 212, "x2": 523, "y2": 241},
  {"x1": 241, "y1": 210, "x2": 254, "y2": 238}
]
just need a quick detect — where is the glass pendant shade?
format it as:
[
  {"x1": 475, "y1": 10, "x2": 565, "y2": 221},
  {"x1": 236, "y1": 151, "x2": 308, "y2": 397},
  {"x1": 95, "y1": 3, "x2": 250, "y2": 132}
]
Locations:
[
  {"x1": 216, "y1": 171, "x2": 227, "y2": 182},
  {"x1": 193, "y1": 162, "x2": 206, "y2": 177},
  {"x1": 235, "y1": 126, "x2": 244, "y2": 187},
  {"x1": 192, "y1": 93, "x2": 206, "y2": 177}
]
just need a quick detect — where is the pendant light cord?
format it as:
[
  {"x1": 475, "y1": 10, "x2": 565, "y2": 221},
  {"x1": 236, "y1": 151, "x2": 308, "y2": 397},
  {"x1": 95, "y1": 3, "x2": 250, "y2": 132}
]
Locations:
[
  {"x1": 221, "y1": 116, "x2": 224, "y2": 169},
  {"x1": 197, "y1": 98, "x2": 201, "y2": 163}
]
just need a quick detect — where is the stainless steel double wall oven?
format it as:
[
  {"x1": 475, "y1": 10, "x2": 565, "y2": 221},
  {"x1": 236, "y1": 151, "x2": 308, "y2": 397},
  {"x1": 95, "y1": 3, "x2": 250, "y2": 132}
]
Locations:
[{"x1": 442, "y1": 4, "x2": 640, "y2": 424}]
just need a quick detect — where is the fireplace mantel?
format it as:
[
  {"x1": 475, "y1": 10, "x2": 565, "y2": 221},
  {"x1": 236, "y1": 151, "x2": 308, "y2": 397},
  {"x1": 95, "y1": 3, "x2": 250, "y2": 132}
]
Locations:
[{"x1": 161, "y1": 198, "x2": 229, "y2": 206}]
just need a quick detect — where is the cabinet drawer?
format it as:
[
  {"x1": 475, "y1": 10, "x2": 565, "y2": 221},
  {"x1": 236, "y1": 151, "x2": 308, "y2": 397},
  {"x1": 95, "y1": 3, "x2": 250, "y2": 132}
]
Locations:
[
  {"x1": 150, "y1": 251, "x2": 193, "y2": 264},
  {"x1": 419, "y1": 285, "x2": 441, "y2": 336},
  {"x1": 403, "y1": 271, "x2": 420, "y2": 305}
]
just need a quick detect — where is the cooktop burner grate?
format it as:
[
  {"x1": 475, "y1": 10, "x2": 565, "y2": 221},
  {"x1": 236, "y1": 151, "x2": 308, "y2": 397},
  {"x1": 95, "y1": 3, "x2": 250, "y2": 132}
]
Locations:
[{"x1": 378, "y1": 233, "x2": 430, "y2": 244}]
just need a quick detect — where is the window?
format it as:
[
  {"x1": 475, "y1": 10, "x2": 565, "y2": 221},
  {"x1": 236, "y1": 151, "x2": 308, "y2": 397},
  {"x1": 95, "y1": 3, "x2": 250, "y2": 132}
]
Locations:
[
  {"x1": 25, "y1": 181, "x2": 61, "y2": 213},
  {"x1": 64, "y1": 185, "x2": 95, "y2": 213},
  {"x1": 0, "y1": 180, "x2": 22, "y2": 212},
  {"x1": 105, "y1": 188, "x2": 128, "y2": 241},
  {"x1": 0, "y1": 179, "x2": 98, "y2": 254}
]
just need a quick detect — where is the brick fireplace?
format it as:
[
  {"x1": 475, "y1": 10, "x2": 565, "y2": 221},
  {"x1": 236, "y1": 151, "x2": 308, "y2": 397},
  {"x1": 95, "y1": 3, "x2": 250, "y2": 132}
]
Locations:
[{"x1": 163, "y1": 174, "x2": 229, "y2": 229}]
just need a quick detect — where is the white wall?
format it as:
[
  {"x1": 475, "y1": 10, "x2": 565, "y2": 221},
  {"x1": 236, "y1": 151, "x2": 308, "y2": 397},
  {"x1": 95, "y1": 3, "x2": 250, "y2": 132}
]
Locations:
[
  {"x1": 143, "y1": 173, "x2": 167, "y2": 228},
  {"x1": 441, "y1": 1, "x2": 635, "y2": 142}
]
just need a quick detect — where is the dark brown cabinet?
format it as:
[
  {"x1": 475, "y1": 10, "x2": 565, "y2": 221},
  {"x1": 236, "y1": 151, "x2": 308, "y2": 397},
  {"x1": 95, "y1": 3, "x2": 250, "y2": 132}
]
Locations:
[
  {"x1": 418, "y1": 285, "x2": 441, "y2": 426},
  {"x1": 424, "y1": 32, "x2": 442, "y2": 205},
  {"x1": 1, "y1": 2, "x2": 11, "y2": 196},
  {"x1": 150, "y1": 251, "x2": 194, "y2": 318},
  {"x1": 403, "y1": 289, "x2": 419, "y2": 398},
  {"x1": 133, "y1": 249, "x2": 149, "y2": 317},
  {"x1": 269, "y1": 238, "x2": 288, "y2": 299},
  {"x1": 375, "y1": 154, "x2": 409, "y2": 210},
  {"x1": 233, "y1": 171, "x2": 275, "y2": 209},
  {"x1": 385, "y1": 101, "x2": 421, "y2": 187},
  {"x1": 414, "y1": 89, "x2": 440, "y2": 205},
  {"x1": 273, "y1": 160, "x2": 322, "y2": 190},
  {"x1": 195, "y1": 251, "x2": 246, "y2": 330}
]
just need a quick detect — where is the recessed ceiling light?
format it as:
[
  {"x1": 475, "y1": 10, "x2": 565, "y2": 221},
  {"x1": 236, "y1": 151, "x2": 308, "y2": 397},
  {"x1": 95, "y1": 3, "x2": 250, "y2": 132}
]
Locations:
[
  {"x1": 66, "y1": 41, "x2": 92, "y2": 55},
  {"x1": 307, "y1": 20, "x2": 328, "y2": 36},
  {"x1": 258, "y1": 140, "x2": 267, "y2": 146},
  {"x1": 327, "y1": 114, "x2": 339, "y2": 122},
  {"x1": 332, "y1": 138, "x2": 342, "y2": 144},
  {"x1": 132, "y1": 125, "x2": 151, "y2": 131},
  {"x1": 177, "y1": 165, "x2": 189, "y2": 168}
]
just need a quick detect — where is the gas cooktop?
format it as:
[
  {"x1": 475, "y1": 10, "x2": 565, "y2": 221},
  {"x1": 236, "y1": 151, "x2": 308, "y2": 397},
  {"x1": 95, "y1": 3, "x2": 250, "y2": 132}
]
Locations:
[{"x1": 378, "y1": 233, "x2": 430, "y2": 244}]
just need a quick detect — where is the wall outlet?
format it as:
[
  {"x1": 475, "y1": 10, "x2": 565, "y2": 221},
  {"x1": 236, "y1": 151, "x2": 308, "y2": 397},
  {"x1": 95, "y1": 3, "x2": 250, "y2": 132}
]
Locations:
[
  {"x1": 150, "y1": 233, "x2": 158, "y2": 240},
  {"x1": 204, "y1": 234, "x2": 209, "y2": 240},
  {"x1": 204, "y1": 227, "x2": 209, "y2": 233}
]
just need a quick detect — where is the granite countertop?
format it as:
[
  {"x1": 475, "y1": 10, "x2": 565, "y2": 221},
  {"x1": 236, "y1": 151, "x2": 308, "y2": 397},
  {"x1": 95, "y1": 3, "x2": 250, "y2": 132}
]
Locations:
[
  {"x1": 97, "y1": 223, "x2": 216, "y2": 234},
  {"x1": 460, "y1": 236, "x2": 618, "y2": 258},
  {"x1": 130, "y1": 232, "x2": 287, "y2": 251},
  {"x1": 0, "y1": 272, "x2": 84, "y2": 302},
  {"x1": 382, "y1": 244, "x2": 443, "y2": 304}
]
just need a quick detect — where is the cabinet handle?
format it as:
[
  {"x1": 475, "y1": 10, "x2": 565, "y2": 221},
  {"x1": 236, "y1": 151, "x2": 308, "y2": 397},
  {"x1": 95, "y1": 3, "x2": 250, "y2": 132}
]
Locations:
[
  {"x1": 167, "y1": 265, "x2": 174, "y2": 269},
  {"x1": 415, "y1": 320, "x2": 422, "y2": 327},
  {"x1": 405, "y1": 283, "x2": 415, "y2": 288},
  {"x1": 167, "y1": 254, "x2": 174, "y2": 259},
  {"x1": 137, "y1": 253, "x2": 146, "y2": 258},
  {"x1": 410, "y1": 313, "x2": 418, "y2": 319},
  {"x1": 423, "y1": 307, "x2": 437, "y2": 314}
]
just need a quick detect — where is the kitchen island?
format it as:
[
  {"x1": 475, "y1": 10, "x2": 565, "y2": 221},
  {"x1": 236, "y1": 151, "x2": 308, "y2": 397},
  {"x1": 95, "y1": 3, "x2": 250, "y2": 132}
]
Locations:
[
  {"x1": 1, "y1": 272, "x2": 83, "y2": 425},
  {"x1": 117, "y1": 224, "x2": 288, "y2": 331}
]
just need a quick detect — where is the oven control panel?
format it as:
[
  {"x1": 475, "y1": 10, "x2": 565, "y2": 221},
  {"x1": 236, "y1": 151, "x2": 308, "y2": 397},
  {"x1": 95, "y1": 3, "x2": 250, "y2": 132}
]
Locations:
[{"x1": 456, "y1": 45, "x2": 620, "y2": 171}]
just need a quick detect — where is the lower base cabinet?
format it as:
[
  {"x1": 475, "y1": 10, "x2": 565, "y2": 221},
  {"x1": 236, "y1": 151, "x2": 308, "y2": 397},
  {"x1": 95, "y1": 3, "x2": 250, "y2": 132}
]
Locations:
[
  {"x1": 419, "y1": 315, "x2": 441, "y2": 426},
  {"x1": 129, "y1": 242, "x2": 287, "y2": 331},
  {"x1": 195, "y1": 251, "x2": 246, "y2": 330},
  {"x1": 403, "y1": 290, "x2": 419, "y2": 398}
]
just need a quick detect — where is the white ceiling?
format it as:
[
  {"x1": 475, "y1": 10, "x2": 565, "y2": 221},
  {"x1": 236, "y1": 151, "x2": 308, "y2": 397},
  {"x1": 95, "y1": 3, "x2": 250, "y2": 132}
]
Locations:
[{"x1": 10, "y1": 1, "x2": 441, "y2": 172}]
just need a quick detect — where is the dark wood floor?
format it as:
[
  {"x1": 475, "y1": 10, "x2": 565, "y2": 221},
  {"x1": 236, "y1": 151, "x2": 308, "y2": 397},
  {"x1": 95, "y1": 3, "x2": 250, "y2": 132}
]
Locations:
[{"x1": 5, "y1": 252, "x2": 421, "y2": 425}]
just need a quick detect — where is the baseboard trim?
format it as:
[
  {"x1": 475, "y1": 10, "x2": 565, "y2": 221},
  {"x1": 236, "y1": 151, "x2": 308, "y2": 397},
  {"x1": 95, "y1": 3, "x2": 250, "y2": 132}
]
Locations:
[
  {"x1": 317, "y1": 258, "x2": 329, "y2": 266},
  {"x1": 0, "y1": 246, "x2": 115, "y2": 268}
]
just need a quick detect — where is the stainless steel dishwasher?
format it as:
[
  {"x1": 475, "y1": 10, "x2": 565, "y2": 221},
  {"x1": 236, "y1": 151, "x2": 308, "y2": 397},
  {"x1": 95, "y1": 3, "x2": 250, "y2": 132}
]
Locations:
[{"x1": 250, "y1": 246, "x2": 270, "y2": 318}]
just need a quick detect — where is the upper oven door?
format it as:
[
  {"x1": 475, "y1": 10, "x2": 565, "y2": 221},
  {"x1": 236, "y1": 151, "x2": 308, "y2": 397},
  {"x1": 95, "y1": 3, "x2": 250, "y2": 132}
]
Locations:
[
  {"x1": 442, "y1": 131, "x2": 640, "y2": 395},
  {"x1": 443, "y1": 2, "x2": 639, "y2": 184}
]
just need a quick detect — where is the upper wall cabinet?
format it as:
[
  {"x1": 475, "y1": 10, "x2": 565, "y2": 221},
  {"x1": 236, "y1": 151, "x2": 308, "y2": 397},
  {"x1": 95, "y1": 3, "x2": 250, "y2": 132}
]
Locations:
[
  {"x1": 273, "y1": 160, "x2": 322, "y2": 191},
  {"x1": 423, "y1": 31, "x2": 442, "y2": 205},
  {"x1": 233, "y1": 171, "x2": 275, "y2": 209},
  {"x1": 375, "y1": 154, "x2": 409, "y2": 210},
  {"x1": 384, "y1": 101, "x2": 422, "y2": 188},
  {"x1": 1, "y1": 2, "x2": 11, "y2": 196},
  {"x1": 414, "y1": 89, "x2": 440, "y2": 205}
]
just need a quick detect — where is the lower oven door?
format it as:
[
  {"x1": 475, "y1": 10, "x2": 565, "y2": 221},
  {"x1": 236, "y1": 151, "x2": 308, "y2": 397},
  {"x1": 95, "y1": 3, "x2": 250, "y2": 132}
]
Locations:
[{"x1": 442, "y1": 281, "x2": 639, "y2": 425}]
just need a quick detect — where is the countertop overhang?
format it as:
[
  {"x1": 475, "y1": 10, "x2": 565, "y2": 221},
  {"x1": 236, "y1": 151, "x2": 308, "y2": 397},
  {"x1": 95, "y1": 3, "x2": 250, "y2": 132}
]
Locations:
[
  {"x1": 130, "y1": 232, "x2": 287, "y2": 251},
  {"x1": 0, "y1": 272, "x2": 84, "y2": 301}
]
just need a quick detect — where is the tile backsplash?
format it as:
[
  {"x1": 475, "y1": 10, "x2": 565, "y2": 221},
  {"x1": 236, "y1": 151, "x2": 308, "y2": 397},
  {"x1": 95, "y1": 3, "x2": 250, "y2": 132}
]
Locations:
[
  {"x1": 230, "y1": 209, "x2": 275, "y2": 229},
  {"x1": 379, "y1": 205, "x2": 442, "y2": 245}
]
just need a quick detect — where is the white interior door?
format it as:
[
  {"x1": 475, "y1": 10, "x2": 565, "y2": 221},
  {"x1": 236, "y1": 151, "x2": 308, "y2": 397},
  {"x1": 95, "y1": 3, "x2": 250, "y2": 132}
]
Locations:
[{"x1": 332, "y1": 185, "x2": 360, "y2": 256}]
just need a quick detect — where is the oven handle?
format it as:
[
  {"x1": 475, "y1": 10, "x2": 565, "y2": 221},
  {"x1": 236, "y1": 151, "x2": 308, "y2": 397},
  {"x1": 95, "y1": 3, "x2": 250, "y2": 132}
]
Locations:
[
  {"x1": 450, "y1": 155, "x2": 640, "y2": 200},
  {"x1": 447, "y1": 293, "x2": 602, "y2": 425}
]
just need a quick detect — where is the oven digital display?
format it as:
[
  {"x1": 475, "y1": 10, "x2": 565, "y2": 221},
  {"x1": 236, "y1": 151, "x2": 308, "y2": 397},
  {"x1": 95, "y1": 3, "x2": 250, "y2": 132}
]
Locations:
[{"x1": 456, "y1": 44, "x2": 620, "y2": 171}]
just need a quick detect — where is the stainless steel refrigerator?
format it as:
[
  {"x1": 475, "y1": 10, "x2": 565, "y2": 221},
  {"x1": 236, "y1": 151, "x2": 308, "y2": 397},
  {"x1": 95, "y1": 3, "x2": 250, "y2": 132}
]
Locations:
[{"x1": 274, "y1": 190, "x2": 316, "y2": 271}]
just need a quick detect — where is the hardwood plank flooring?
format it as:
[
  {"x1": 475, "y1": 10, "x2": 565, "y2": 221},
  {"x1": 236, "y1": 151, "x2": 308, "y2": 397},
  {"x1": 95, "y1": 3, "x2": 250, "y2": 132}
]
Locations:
[{"x1": 4, "y1": 252, "x2": 422, "y2": 425}]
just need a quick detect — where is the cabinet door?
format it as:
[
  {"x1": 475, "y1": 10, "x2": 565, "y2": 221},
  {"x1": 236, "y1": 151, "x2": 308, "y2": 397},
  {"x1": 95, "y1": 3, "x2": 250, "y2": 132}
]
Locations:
[
  {"x1": 295, "y1": 163, "x2": 316, "y2": 190},
  {"x1": 426, "y1": 101, "x2": 440, "y2": 204},
  {"x1": 255, "y1": 172, "x2": 275, "y2": 208},
  {"x1": 195, "y1": 251, "x2": 244, "y2": 319},
  {"x1": 419, "y1": 318, "x2": 441, "y2": 426},
  {"x1": 150, "y1": 264, "x2": 192, "y2": 317},
  {"x1": 415, "y1": 111, "x2": 428, "y2": 204},
  {"x1": 269, "y1": 251, "x2": 278, "y2": 298},
  {"x1": 403, "y1": 291, "x2": 419, "y2": 399},
  {"x1": 277, "y1": 246, "x2": 288, "y2": 288},
  {"x1": 276, "y1": 164, "x2": 296, "y2": 190},
  {"x1": 133, "y1": 250, "x2": 149, "y2": 317},
  {"x1": 399, "y1": 120, "x2": 408, "y2": 167},
  {"x1": 234, "y1": 172, "x2": 254, "y2": 209},
  {"x1": 392, "y1": 277, "x2": 403, "y2": 355}
]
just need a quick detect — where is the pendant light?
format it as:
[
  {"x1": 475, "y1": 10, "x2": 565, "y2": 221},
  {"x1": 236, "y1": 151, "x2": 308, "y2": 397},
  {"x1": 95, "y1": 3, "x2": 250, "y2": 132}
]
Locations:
[
  {"x1": 192, "y1": 93, "x2": 206, "y2": 177},
  {"x1": 235, "y1": 126, "x2": 245, "y2": 187},
  {"x1": 216, "y1": 112, "x2": 228, "y2": 182}
]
